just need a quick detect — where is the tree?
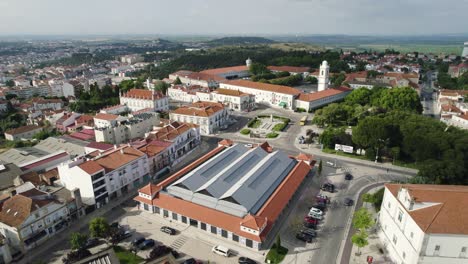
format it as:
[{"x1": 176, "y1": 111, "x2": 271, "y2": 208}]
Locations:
[
  {"x1": 70, "y1": 232, "x2": 88, "y2": 250},
  {"x1": 173, "y1": 76, "x2": 182, "y2": 85},
  {"x1": 318, "y1": 160, "x2": 323, "y2": 175},
  {"x1": 5, "y1": 80, "x2": 15, "y2": 87},
  {"x1": 345, "y1": 87, "x2": 372, "y2": 106},
  {"x1": 351, "y1": 230, "x2": 369, "y2": 255},
  {"x1": 330, "y1": 73, "x2": 346, "y2": 87},
  {"x1": 377, "y1": 87, "x2": 423, "y2": 113},
  {"x1": 305, "y1": 76, "x2": 318, "y2": 84},
  {"x1": 352, "y1": 208, "x2": 375, "y2": 231},
  {"x1": 154, "y1": 81, "x2": 169, "y2": 95},
  {"x1": 249, "y1": 63, "x2": 270, "y2": 75},
  {"x1": 89, "y1": 217, "x2": 110, "y2": 239}
]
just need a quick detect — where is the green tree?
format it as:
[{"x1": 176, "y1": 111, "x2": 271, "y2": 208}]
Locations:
[
  {"x1": 345, "y1": 88, "x2": 372, "y2": 106},
  {"x1": 154, "y1": 81, "x2": 169, "y2": 95},
  {"x1": 352, "y1": 117, "x2": 389, "y2": 151},
  {"x1": 5, "y1": 80, "x2": 15, "y2": 87},
  {"x1": 89, "y1": 217, "x2": 110, "y2": 239},
  {"x1": 330, "y1": 73, "x2": 346, "y2": 87},
  {"x1": 173, "y1": 76, "x2": 182, "y2": 85},
  {"x1": 249, "y1": 63, "x2": 270, "y2": 75},
  {"x1": 70, "y1": 232, "x2": 88, "y2": 250},
  {"x1": 351, "y1": 230, "x2": 369, "y2": 255},
  {"x1": 305, "y1": 76, "x2": 318, "y2": 84},
  {"x1": 377, "y1": 87, "x2": 423, "y2": 113},
  {"x1": 352, "y1": 208, "x2": 375, "y2": 231}
]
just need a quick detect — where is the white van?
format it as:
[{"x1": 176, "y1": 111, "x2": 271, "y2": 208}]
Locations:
[{"x1": 212, "y1": 245, "x2": 231, "y2": 257}]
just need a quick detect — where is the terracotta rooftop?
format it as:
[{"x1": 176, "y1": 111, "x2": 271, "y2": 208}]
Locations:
[
  {"x1": 92, "y1": 146, "x2": 146, "y2": 173},
  {"x1": 224, "y1": 80, "x2": 301, "y2": 96},
  {"x1": 213, "y1": 88, "x2": 250, "y2": 97},
  {"x1": 147, "y1": 121, "x2": 198, "y2": 142},
  {"x1": 386, "y1": 183, "x2": 468, "y2": 235},
  {"x1": 122, "y1": 89, "x2": 166, "y2": 100},
  {"x1": 241, "y1": 214, "x2": 267, "y2": 231},
  {"x1": 5, "y1": 125, "x2": 42, "y2": 136},
  {"x1": 94, "y1": 113, "x2": 119, "y2": 121},
  {"x1": 171, "y1": 101, "x2": 225, "y2": 117},
  {"x1": 200, "y1": 65, "x2": 249, "y2": 76},
  {"x1": 297, "y1": 87, "x2": 351, "y2": 102}
]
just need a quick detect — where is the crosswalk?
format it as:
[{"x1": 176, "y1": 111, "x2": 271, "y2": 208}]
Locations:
[{"x1": 170, "y1": 235, "x2": 189, "y2": 250}]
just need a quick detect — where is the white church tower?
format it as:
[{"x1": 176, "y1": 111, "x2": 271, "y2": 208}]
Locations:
[
  {"x1": 318, "y1": 60, "x2": 329, "y2": 92},
  {"x1": 246, "y1": 58, "x2": 252, "y2": 67}
]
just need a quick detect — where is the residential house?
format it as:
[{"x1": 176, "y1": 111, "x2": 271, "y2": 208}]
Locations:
[
  {"x1": 169, "y1": 102, "x2": 230, "y2": 135},
  {"x1": 4, "y1": 125, "x2": 42, "y2": 141}
]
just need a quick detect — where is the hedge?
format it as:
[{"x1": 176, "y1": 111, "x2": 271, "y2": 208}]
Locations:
[
  {"x1": 272, "y1": 123, "x2": 286, "y2": 132},
  {"x1": 240, "y1": 128, "x2": 251, "y2": 135},
  {"x1": 266, "y1": 132, "x2": 279, "y2": 138}
]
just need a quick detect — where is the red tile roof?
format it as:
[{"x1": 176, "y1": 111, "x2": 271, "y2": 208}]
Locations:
[
  {"x1": 200, "y1": 65, "x2": 249, "y2": 76},
  {"x1": 385, "y1": 184, "x2": 468, "y2": 235},
  {"x1": 214, "y1": 88, "x2": 250, "y2": 97},
  {"x1": 5, "y1": 125, "x2": 42, "y2": 136},
  {"x1": 171, "y1": 101, "x2": 225, "y2": 117},
  {"x1": 86, "y1": 142, "x2": 114, "y2": 151},
  {"x1": 122, "y1": 89, "x2": 166, "y2": 100},
  {"x1": 224, "y1": 80, "x2": 301, "y2": 96},
  {"x1": 241, "y1": 214, "x2": 267, "y2": 231},
  {"x1": 79, "y1": 160, "x2": 104, "y2": 175},
  {"x1": 297, "y1": 87, "x2": 351, "y2": 102},
  {"x1": 20, "y1": 152, "x2": 68, "y2": 171},
  {"x1": 94, "y1": 113, "x2": 119, "y2": 121}
]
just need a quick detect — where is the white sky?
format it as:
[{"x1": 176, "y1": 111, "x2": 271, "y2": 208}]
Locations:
[{"x1": 0, "y1": 0, "x2": 467, "y2": 35}]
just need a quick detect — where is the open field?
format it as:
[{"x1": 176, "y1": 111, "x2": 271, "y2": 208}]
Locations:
[
  {"x1": 269, "y1": 42, "x2": 324, "y2": 51},
  {"x1": 358, "y1": 44, "x2": 463, "y2": 54}
]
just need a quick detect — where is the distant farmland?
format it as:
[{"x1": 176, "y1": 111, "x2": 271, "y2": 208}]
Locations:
[{"x1": 357, "y1": 44, "x2": 463, "y2": 55}]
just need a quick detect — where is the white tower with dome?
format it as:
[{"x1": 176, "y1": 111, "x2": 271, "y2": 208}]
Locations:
[
  {"x1": 246, "y1": 58, "x2": 252, "y2": 67},
  {"x1": 318, "y1": 60, "x2": 330, "y2": 92}
]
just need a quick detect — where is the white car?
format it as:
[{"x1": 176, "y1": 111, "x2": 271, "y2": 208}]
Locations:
[
  {"x1": 212, "y1": 245, "x2": 231, "y2": 257},
  {"x1": 307, "y1": 211, "x2": 323, "y2": 220},
  {"x1": 309, "y1": 207, "x2": 323, "y2": 215}
]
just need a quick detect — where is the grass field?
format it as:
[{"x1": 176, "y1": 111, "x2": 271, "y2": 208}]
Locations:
[
  {"x1": 269, "y1": 42, "x2": 324, "y2": 52},
  {"x1": 113, "y1": 246, "x2": 144, "y2": 264},
  {"x1": 358, "y1": 44, "x2": 463, "y2": 55}
]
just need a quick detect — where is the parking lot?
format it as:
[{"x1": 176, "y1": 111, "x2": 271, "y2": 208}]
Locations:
[{"x1": 109, "y1": 207, "x2": 268, "y2": 264}]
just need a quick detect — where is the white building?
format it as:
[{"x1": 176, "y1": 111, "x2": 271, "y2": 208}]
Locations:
[
  {"x1": 449, "y1": 114, "x2": 468, "y2": 129},
  {"x1": 168, "y1": 71, "x2": 222, "y2": 88},
  {"x1": 462, "y1": 42, "x2": 468, "y2": 58},
  {"x1": 0, "y1": 188, "x2": 70, "y2": 252},
  {"x1": 4, "y1": 125, "x2": 42, "y2": 141},
  {"x1": 220, "y1": 80, "x2": 300, "y2": 110},
  {"x1": 58, "y1": 146, "x2": 149, "y2": 208},
  {"x1": 378, "y1": 184, "x2": 468, "y2": 264},
  {"x1": 121, "y1": 54, "x2": 144, "y2": 64},
  {"x1": 94, "y1": 112, "x2": 160, "y2": 144},
  {"x1": 169, "y1": 102, "x2": 230, "y2": 135},
  {"x1": 120, "y1": 88, "x2": 169, "y2": 112},
  {"x1": 318, "y1": 61, "x2": 330, "y2": 92},
  {"x1": 167, "y1": 85, "x2": 208, "y2": 103},
  {"x1": 295, "y1": 87, "x2": 352, "y2": 112}
]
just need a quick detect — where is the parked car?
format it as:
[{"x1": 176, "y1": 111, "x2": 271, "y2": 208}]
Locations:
[
  {"x1": 139, "y1": 239, "x2": 155, "y2": 250},
  {"x1": 307, "y1": 211, "x2": 323, "y2": 220},
  {"x1": 212, "y1": 245, "x2": 231, "y2": 257},
  {"x1": 171, "y1": 249, "x2": 180, "y2": 259},
  {"x1": 296, "y1": 232, "x2": 313, "y2": 243},
  {"x1": 326, "y1": 161, "x2": 334, "y2": 166},
  {"x1": 183, "y1": 258, "x2": 203, "y2": 264},
  {"x1": 83, "y1": 238, "x2": 100, "y2": 249},
  {"x1": 344, "y1": 173, "x2": 353, "y2": 180},
  {"x1": 344, "y1": 198, "x2": 354, "y2": 206},
  {"x1": 304, "y1": 216, "x2": 319, "y2": 223},
  {"x1": 132, "y1": 237, "x2": 145, "y2": 247},
  {"x1": 300, "y1": 229, "x2": 317, "y2": 237},
  {"x1": 316, "y1": 194, "x2": 329, "y2": 204},
  {"x1": 110, "y1": 222, "x2": 121, "y2": 229},
  {"x1": 309, "y1": 207, "x2": 323, "y2": 215},
  {"x1": 312, "y1": 203, "x2": 326, "y2": 211},
  {"x1": 303, "y1": 222, "x2": 317, "y2": 229},
  {"x1": 321, "y1": 183, "x2": 335, "y2": 193},
  {"x1": 160, "y1": 226, "x2": 176, "y2": 235},
  {"x1": 238, "y1": 256, "x2": 257, "y2": 264}
]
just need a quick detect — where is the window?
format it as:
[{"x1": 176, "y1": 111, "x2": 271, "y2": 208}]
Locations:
[
  {"x1": 435, "y1": 245, "x2": 440, "y2": 250},
  {"x1": 388, "y1": 202, "x2": 391, "y2": 208},
  {"x1": 434, "y1": 245, "x2": 440, "y2": 256},
  {"x1": 410, "y1": 232, "x2": 414, "y2": 239},
  {"x1": 211, "y1": 226, "x2": 217, "y2": 234},
  {"x1": 398, "y1": 210, "x2": 403, "y2": 222},
  {"x1": 461, "y1": 247, "x2": 467, "y2": 258},
  {"x1": 392, "y1": 235, "x2": 398, "y2": 244},
  {"x1": 200, "y1": 222, "x2": 207, "y2": 231},
  {"x1": 402, "y1": 252, "x2": 406, "y2": 259},
  {"x1": 153, "y1": 206, "x2": 160, "y2": 214},
  {"x1": 163, "y1": 210, "x2": 169, "y2": 217},
  {"x1": 143, "y1": 203, "x2": 149, "y2": 211},
  {"x1": 221, "y1": 230, "x2": 228, "y2": 238},
  {"x1": 246, "y1": 239, "x2": 253, "y2": 248},
  {"x1": 181, "y1": 216, "x2": 187, "y2": 224},
  {"x1": 172, "y1": 212, "x2": 177, "y2": 220},
  {"x1": 232, "y1": 234, "x2": 239, "y2": 242}
]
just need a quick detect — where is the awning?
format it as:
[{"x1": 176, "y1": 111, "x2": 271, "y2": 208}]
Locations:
[{"x1": 279, "y1": 102, "x2": 287, "y2": 107}]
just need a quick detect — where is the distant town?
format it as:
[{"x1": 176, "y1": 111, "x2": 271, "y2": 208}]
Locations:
[{"x1": 0, "y1": 36, "x2": 466, "y2": 264}]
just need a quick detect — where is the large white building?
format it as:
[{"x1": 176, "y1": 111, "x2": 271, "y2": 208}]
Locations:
[
  {"x1": 220, "y1": 80, "x2": 300, "y2": 110},
  {"x1": 295, "y1": 87, "x2": 352, "y2": 112},
  {"x1": 94, "y1": 112, "x2": 160, "y2": 144},
  {"x1": 120, "y1": 88, "x2": 169, "y2": 112},
  {"x1": 169, "y1": 102, "x2": 230, "y2": 135},
  {"x1": 58, "y1": 146, "x2": 149, "y2": 209},
  {"x1": 378, "y1": 184, "x2": 468, "y2": 264}
]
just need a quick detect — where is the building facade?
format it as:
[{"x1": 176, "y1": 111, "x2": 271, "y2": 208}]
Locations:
[
  {"x1": 378, "y1": 184, "x2": 468, "y2": 264},
  {"x1": 120, "y1": 89, "x2": 169, "y2": 112},
  {"x1": 169, "y1": 102, "x2": 230, "y2": 135},
  {"x1": 4, "y1": 125, "x2": 43, "y2": 141}
]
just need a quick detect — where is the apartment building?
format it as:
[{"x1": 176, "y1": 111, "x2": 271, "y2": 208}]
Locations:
[
  {"x1": 379, "y1": 184, "x2": 468, "y2": 264},
  {"x1": 169, "y1": 102, "x2": 230, "y2": 135},
  {"x1": 94, "y1": 112, "x2": 160, "y2": 144},
  {"x1": 58, "y1": 146, "x2": 149, "y2": 209},
  {"x1": 4, "y1": 125, "x2": 43, "y2": 141}
]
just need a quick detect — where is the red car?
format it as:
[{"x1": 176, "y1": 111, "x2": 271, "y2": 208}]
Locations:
[{"x1": 304, "y1": 216, "x2": 319, "y2": 224}]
